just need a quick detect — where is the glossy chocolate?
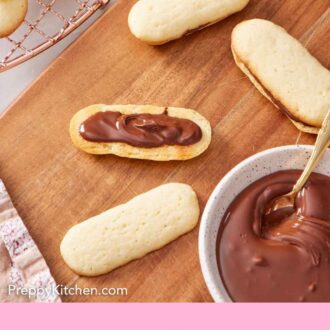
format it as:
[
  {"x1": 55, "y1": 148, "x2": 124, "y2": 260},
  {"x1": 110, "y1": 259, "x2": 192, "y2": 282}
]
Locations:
[
  {"x1": 79, "y1": 110, "x2": 202, "y2": 148},
  {"x1": 217, "y1": 170, "x2": 330, "y2": 302}
]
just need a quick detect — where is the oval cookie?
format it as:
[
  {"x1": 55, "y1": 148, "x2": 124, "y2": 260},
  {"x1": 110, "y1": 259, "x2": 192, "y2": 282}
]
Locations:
[
  {"x1": 70, "y1": 104, "x2": 212, "y2": 161},
  {"x1": 232, "y1": 19, "x2": 330, "y2": 133},
  {"x1": 0, "y1": 0, "x2": 28, "y2": 38},
  {"x1": 128, "y1": 0, "x2": 250, "y2": 45},
  {"x1": 60, "y1": 183, "x2": 200, "y2": 276}
]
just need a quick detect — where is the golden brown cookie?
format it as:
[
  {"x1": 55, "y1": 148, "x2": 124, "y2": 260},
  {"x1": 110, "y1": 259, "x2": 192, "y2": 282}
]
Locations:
[{"x1": 0, "y1": 0, "x2": 28, "y2": 38}]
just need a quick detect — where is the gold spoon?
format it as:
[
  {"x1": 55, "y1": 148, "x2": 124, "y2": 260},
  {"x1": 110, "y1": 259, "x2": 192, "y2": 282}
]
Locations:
[{"x1": 265, "y1": 109, "x2": 330, "y2": 214}]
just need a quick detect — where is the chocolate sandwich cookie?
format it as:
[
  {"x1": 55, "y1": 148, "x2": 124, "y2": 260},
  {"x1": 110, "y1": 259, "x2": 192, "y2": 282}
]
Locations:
[
  {"x1": 231, "y1": 19, "x2": 330, "y2": 134},
  {"x1": 128, "y1": 0, "x2": 250, "y2": 45}
]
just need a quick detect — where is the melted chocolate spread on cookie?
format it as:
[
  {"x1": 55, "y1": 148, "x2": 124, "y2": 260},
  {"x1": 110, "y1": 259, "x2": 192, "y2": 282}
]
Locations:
[
  {"x1": 79, "y1": 109, "x2": 202, "y2": 148},
  {"x1": 217, "y1": 170, "x2": 330, "y2": 302}
]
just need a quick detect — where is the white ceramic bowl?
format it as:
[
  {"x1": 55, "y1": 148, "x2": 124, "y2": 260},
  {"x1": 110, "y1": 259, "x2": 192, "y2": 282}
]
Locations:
[{"x1": 198, "y1": 145, "x2": 330, "y2": 302}]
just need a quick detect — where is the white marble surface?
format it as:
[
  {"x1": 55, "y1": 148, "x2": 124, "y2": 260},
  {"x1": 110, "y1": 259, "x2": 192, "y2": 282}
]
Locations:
[{"x1": 0, "y1": 2, "x2": 113, "y2": 114}]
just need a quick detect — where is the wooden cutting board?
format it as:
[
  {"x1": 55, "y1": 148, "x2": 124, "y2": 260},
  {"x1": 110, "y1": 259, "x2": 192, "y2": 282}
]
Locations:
[{"x1": 0, "y1": 0, "x2": 329, "y2": 302}]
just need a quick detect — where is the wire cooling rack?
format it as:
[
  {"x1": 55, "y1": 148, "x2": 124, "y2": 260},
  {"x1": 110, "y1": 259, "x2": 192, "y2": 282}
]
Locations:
[{"x1": 0, "y1": 0, "x2": 109, "y2": 73}]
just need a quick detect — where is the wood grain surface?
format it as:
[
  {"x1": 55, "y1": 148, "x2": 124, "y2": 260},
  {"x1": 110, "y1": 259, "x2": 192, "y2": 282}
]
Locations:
[{"x1": 0, "y1": 0, "x2": 329, "y2": 302}]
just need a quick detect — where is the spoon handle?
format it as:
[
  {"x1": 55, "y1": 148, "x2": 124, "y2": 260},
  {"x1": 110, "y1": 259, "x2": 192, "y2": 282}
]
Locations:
[{"x1": 292, "y1": 110, "x2": 330, "y2": 194}]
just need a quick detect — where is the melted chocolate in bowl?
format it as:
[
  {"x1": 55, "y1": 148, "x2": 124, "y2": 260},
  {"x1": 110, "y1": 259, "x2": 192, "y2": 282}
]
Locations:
[
  {"x1": 79, "y1": 110, "x2": 202, "y2": 148},
  {"x1": 217, "y1": 170, "x2": 330, "y2": 302}
]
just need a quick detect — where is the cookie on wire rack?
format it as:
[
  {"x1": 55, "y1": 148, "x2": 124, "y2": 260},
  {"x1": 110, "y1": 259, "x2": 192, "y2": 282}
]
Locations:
[{"x1": 0, "y1": 0, "x2": 28, "y2": 38}]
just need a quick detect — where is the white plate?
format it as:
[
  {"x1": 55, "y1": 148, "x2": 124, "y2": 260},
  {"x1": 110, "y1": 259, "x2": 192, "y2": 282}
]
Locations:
[{"x1": 198, "y1": 145, "x2": 330, "y2": 302}]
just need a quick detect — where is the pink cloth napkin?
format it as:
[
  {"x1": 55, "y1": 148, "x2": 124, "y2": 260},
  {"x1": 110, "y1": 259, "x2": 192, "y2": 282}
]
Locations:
[{"x1": 0, "y1": 180, "x2": 60, "y2": 302}]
